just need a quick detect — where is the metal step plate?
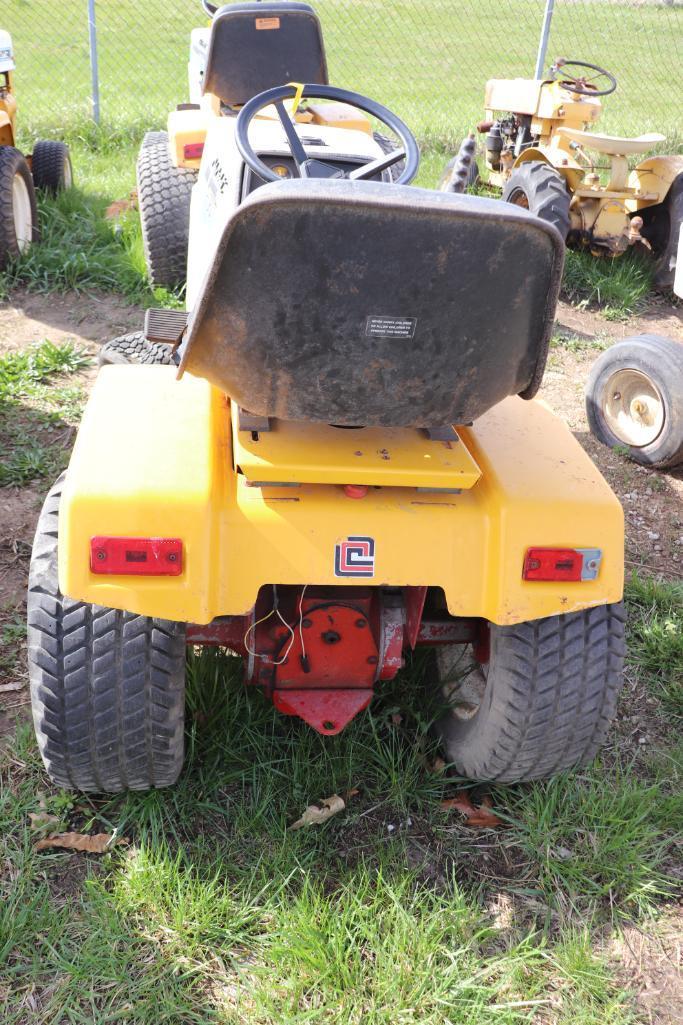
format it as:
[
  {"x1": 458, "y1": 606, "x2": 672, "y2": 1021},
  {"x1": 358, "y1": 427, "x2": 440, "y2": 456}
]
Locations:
[{"x1": 144, "y1": 308, "x2": 188, "y2": 344}]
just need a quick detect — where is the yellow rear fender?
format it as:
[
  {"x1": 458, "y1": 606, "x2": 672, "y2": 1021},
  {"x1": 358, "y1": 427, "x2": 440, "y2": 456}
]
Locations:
[
  {"x1": 58, "y1": 367, "x2": 624, "y2": 627},
  {"x1": 628, "y1": 154, "x2": 683, "y2": 210}
]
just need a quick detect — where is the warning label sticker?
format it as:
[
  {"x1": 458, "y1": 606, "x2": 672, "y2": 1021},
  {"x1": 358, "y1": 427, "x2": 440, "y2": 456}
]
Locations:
[{"x1": 365, "y1": 316, "x2": 417, "y2": 340}]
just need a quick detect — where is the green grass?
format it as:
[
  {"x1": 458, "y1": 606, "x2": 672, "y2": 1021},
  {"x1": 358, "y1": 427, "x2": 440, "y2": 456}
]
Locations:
[
  {"x1": 1, "y1": 573, "x2": 681, "y2": 1021},
  {"x1": 625, "y1": 573, "x2": 683, "y2": 717},
  {"x1": 562, "y1": 250, "x2": 655, "y2": 321},
  {"x1": 0, "y1": 338, "x2": 91, "y2": 486}
]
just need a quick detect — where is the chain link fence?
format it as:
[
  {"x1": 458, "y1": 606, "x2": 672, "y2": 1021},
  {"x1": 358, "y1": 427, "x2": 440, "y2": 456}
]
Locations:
[{"x1": 5, "y1": 1, "x2": 683, "y2": 147}]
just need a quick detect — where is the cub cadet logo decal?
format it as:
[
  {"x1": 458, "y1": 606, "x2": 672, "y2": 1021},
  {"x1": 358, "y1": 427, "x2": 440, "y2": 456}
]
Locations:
[{"x1": 334, "y1": 536, "x2": 375, "y2": 578}]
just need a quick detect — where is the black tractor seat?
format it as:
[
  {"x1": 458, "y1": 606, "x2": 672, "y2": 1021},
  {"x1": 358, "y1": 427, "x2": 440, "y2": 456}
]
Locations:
[
  {"x1": 179, "y1": 179, "x2": 564, "y2": 428},
  {"x1": 203, "y1": 2, "x2": 328, "y2": 107}
]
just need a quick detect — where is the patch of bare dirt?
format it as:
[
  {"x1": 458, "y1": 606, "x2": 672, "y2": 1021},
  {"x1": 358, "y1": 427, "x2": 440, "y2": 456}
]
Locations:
[
  {"x1": 606, "y1": 911, "x2": 683, "y2": 1025},
  {"x1": 0, "y1": 288, "x2": 143, "y2": 353},
  {"x1": 555, "y1": 296, "x2": 683, "y2": 344}
]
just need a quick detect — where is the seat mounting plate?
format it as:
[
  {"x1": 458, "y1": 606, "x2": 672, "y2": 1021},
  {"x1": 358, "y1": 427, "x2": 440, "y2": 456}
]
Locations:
[{"x1": 231, "y1": 407, "x2": 481, "y2": 489}]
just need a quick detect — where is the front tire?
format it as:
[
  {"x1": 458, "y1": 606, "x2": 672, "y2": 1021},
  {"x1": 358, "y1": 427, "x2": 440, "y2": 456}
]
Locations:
[
  {"x1": 435, "y1": 604, "x2": 626, "y2": 782},
  {"x1": 28, "y1": 475, "x2": 187, "y2": 792},
  {"x1": 98, "y1": 330, "x2": 175, "y2": 366},
  {"x1": 0, "y1": 147, "x2": 39, "y2": 269},
  {"x1": 136, "y1": 131, "x2": 198, "y2": 290},
  {"x1": 585, "y1": 334, "x2": 683, "y2": 469},
  {"x1": 502, "y1": 161, "x2": 570, "y2": 240},
  {"x1": 31, "y1": 140, "x2": 73, "y2": 194}
]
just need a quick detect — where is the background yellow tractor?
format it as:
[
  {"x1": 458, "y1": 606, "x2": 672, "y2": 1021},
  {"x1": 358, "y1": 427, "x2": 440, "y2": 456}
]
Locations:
[
  {"x1": 0, "y1": 29, "x2": 72, "y2": 270},
  {"x1": 442, "y1": 58, "x2": 683, "y2": 289}
]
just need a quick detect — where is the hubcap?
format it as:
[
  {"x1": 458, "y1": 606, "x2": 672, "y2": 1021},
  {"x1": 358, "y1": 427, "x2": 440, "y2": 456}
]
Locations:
[
  {"x1": 603, "y1": 368, "x2": 665, "y2": 447},
  {"x1": 12, "y1": 172, "x2": 32, "y2": 252}
]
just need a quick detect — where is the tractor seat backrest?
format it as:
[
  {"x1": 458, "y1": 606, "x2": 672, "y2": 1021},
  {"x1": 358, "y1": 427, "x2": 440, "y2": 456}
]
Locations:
[
  {"x1": 179, "y1": 180, "x2": 564, "y2": 429},
  {"x1": 203, "y1": 1, "x2": 328, "y2": 106}
]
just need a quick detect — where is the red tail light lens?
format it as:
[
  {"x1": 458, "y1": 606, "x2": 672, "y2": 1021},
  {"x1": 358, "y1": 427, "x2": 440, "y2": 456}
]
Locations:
[
  {"x1": 90, "y1": 537, "x2": 182, "y2": 576},
  {"x1": 183, "y1": 142, "x2": 204, "y2": 160},
  {"x1": 523, "y1": 547, "x2": 600, "y2": 582}
]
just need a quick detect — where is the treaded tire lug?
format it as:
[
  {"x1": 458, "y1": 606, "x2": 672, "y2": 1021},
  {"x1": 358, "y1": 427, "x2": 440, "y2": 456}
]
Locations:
[
  {"x1": 98, "y1": 330, "x2": 174, "y2": 366},
  {"x1": 136, "y1": 131, "x2": 197, "y2": 290},
  {"x1": 28, "y1": 474, "x2": 186, "y2": 792},
  {"x1": 435, "y1": 603, "x2": 626, "y2": 782},
  {"x1": 502, "y1": 160, "x2": 571, "y2": 240}
]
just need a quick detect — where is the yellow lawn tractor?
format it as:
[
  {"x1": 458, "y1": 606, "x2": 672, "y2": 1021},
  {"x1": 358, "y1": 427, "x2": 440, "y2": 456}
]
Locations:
[
  {"x1": 441, "y1": 58, "x2": 683, "y2": 289},
  {"x1": 28, "y1": 3, "x2": 626, "y2": 795},
  {"x1": 135, "y1": 0, "x2": 398, "y2": 292},
  {"x1": 0, "y1": 29, "x2": 73, "y2": 270}
]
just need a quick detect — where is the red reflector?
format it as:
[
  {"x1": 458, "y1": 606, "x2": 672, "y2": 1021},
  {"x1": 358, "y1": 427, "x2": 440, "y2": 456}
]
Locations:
[
  {"x1": 183, "y1": 142, "x2": 204, "y2": 160},
  {"x1": 90, "y1": 537, "x2": 183, "y2": 576},
  {"x1": 523, "y1": 547, "x2": 583, "y2": 582}
]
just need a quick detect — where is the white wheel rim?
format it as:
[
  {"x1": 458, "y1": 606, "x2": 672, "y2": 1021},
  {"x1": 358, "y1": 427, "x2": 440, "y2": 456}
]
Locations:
[
  {"x1": 12, "y1": 172, "x2": 32, "y2": 252},
  {"x1": 63, "y1": 158, "x2": 73, "y2": 189},
  {"x1": 603, "y1": 368, "x2": 665, "y2": 448}
]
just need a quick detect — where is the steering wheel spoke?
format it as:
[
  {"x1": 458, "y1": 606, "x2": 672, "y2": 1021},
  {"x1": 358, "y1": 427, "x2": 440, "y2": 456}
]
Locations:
[
  {"x1": 235, "y1": 84, "x2": 420, "y2": 187},
  {"x1": 349, "y1": 149, "x2": 406, "y2": 181},
  {"x1": 274, "y1": 101, "x2": 307, "y2": 172}
]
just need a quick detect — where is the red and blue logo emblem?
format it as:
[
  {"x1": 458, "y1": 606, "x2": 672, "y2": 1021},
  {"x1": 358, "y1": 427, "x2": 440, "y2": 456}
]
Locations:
[{"x1": 334, "y1": 536, "x2": 376, "y2": 577}]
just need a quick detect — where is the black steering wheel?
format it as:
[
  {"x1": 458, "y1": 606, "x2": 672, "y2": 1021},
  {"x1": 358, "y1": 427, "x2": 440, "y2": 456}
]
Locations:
[
  {"x1": 235, "y1": 84, "x2": 420, "y2": 185},
  {"x1": 548, "y1": 58, "x2": 617, "y2": 97}
]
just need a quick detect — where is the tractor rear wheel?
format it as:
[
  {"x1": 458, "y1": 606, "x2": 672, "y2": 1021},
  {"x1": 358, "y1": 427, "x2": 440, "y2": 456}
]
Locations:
[
  {"x1": 31, "y1": 140, "x2": 73, "y2": 194},
  {"x1": 585, "y1": 334, "x2": 683, "y2": 468},
  {"x1": 98, "y1": 330, "x2": 175, "y2": 366},
  {"x1": 28, "y1": 474, "x2": 187, "y2": 792},
  {"x1": 639, "y1": 171, "x2": 683, "y2": 290},
  {"x1": 434, "y1": 603, "x2": 626, "y2": 782},
  {"x1": 502, "y1": 161, "x2": 570, "y2": 240},
  {"x1": 136, "y1": 131, "x2": 198, "y2": 290},
  {"x1": 0, "y1": 147, "x2": 38, "y2": 269}
]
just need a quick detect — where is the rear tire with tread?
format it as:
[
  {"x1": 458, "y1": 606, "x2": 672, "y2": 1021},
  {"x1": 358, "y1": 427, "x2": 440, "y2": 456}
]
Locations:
[
  {"x1": 31, "y1": 140, "x2": 73, "y2": 193},
  {"x1": 28, "y1": 474, "x2": 186, "y2": 792},
  {"x1": 136, "y1": 131, "x2": 198, "y2": 290},
  {"x1": 436, "y1": 603, "x2": 626, "y2": 782},
  {"x1": 502, "y1": 161, "x2": 570, "y2": 240},
  {"x1": 640, "y1": 172, "x2": 683, "y2": 290}
]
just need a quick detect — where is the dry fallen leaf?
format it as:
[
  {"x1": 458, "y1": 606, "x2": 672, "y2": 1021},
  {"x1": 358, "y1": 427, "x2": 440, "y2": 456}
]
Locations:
[
  {"x1": 290, "y1": 794, "x2": 346, "y2": 831},
  {"x1": 440, "y1": 791, "x2": 502, "y2": 829},
  {"x1": 429, "y1": 756, "x2": 446, "y2": 775},
  {"x1": 35, "y1": 832, "x2": 127, "y2": 853},
  {"x1": 105, "y1": 190, "x2": 138, "y2": 220}
]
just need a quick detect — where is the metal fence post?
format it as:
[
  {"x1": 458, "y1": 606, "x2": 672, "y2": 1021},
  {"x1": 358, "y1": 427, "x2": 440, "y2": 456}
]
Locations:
[
  {"x1": 534, "y1": 0, "x2": 555, "y2": 79},
  {"x1": 87, "y1": 0, "x2": 101, "y2": 123}
]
